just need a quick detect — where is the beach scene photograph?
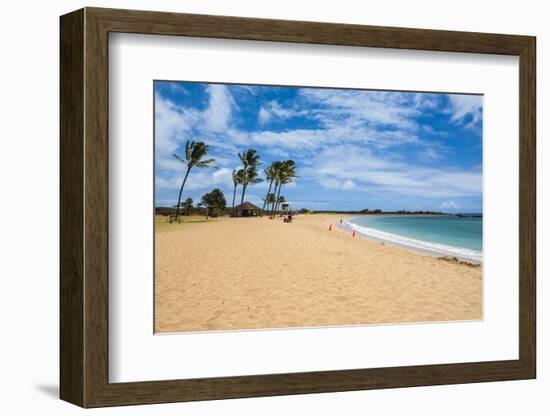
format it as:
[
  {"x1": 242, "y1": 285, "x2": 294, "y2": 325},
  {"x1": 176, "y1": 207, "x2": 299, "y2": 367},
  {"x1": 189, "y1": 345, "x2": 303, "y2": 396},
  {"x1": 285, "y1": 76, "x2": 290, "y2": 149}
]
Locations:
[{"x1": 154, "y1": 80, "x2": 483, "y2": 333}]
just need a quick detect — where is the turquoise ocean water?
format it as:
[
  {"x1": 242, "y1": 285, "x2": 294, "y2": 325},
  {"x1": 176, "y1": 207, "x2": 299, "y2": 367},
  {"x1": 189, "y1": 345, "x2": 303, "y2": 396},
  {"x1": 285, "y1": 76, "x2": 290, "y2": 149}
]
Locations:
[{"x1": 344, "y1": 215, "x2": 483, "y2": 262}]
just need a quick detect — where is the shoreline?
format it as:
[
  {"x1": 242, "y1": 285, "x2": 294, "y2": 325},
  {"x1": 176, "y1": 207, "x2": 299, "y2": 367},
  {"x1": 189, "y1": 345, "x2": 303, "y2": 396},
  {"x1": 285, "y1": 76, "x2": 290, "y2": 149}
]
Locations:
[{"x1": 337, "y1": 215, "x2": 482, "y2": 265}]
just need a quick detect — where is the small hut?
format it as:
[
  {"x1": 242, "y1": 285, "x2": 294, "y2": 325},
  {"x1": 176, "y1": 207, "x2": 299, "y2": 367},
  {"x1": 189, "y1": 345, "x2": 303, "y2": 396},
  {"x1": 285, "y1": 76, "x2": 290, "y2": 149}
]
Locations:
[{"x1": 233, "y1": 201, "x2": 261, "y2": 217}]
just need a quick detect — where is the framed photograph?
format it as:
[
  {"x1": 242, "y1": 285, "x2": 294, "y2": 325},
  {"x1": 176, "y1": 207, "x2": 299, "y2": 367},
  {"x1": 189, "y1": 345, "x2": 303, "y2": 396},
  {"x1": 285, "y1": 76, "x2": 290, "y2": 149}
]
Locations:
[{"x1": 60, "y1": 7, "x2": 536, "y2": 408}]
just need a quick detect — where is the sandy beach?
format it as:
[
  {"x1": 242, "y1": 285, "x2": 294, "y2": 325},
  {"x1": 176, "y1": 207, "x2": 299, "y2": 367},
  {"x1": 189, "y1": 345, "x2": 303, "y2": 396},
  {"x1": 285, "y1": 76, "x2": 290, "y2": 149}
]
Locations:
[{"x1": 155, "y1": 214, "x2": 482, "y2": 333}]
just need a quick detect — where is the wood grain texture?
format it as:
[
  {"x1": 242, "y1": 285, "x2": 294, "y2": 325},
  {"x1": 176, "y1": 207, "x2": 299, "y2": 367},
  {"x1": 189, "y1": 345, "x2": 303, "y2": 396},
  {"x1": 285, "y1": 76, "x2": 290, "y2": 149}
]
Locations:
[
  {"x1": 518, "y1": 38, "x2": 536, "y2": 375},
  {"x1": 83, "y1": 10, "x2": 110, "y2": 406},
  {"x1": 59, "y1": 7, "x2": 537, "y2": 408},
  {"x1": 88, "y1": 7, "x2": 532, "y2": 55},
  {"x1": 59, "y1": 8, "x2": 84, "y2": 407}
]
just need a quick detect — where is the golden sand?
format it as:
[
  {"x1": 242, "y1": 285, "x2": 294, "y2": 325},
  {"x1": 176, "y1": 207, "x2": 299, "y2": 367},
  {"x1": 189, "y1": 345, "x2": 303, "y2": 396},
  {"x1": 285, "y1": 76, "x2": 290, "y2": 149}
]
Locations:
[{"x1": 155, "y1": 214, "x2": 482, "y2": 333}]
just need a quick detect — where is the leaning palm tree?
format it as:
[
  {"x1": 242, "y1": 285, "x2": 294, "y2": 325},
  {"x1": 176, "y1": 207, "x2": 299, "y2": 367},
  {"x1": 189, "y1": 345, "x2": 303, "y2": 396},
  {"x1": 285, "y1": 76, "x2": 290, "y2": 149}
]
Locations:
[
  {"x1": 277, "y1": 195, "x2": 286, "y2": 213},
  {"x1": 261, "y1": 162, "x2": 281, "y2": 216},
  {"x1": 278, "y1": 160, "x2": 296, "y2": 202},
  {"x1": 237, "y1": 149, "x2": 262, "y2": 213},
  {"x1": 271, "y1": 160, "x2": 296, "y2": 215},
  {"x1": 264, "y1": 192, "x2": 276, "y2": 210},
  {"x1": 238, "y1": 149, "x2": 261, "y2": 172},
  {"x1": 269, "y1": 164, "x2": 283, "y2": 215},
  {"x1": 231, "y1": 169, "x2": 245, "y2": 216},
  {"x1": 239, "y1": 166, "x2": 263, "y2": 210},
  {"x1": 173, "y1": 140, "x2": 215, "y2": 220},
  {"x1": 273, "y1": 175, "x2": 289, "y2": 214}
]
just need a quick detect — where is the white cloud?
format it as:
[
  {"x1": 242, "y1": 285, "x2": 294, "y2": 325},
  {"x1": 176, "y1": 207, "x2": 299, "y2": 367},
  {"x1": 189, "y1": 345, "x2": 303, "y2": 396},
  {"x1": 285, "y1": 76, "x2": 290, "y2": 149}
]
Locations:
[
  {"x1": 439, "y1": 200, "x2": 460, "y2": 210},
  {"x1": 155, "y1": 87, "x2": 443, "y2": 176},
  {"x1": 155, "y1": 86, "x2": 239, "y2": 175},
  {"x1": 258, "y1": 100, "x2": 298, "y2": 124},
  {"x1": 298, "y1": 89, "x2": 441, "y2": 131},
  {"x1": 226, "y1": 125, "x2": 419, "y2": 155},
  {"x1": 320, "y1": 178, "x2": 356, "y2": 191},
  {"x1": 202, "y1": 84, "x2": 235, "y2": 132},
  {"x1": 258, "y1": 107, "x2": 271, "y2": 124},
  {"x1": 336, "y1": 179, "x2": 356, "y2": 190},
  {"x1": 155, "y1": 94, "x2": 199, "y2": 160},
  {"x1": 421, "y1": 124, "x2": 448, "y2": 137},
  {"x1": 156, "y1": 167, "x2": 234, "y2": 191},
  {"x1": 420, "y1": 147, "x2": 441, "y2": 160},
  {"x1": 319, "y1": 178, "x2": 356, "y2": 191},
  {"x1": 303, "y1": 145, "x2": 481, "y2": 198},
  {"x1": 447, "y1": 95, "x2": 482, "y2": 128}
]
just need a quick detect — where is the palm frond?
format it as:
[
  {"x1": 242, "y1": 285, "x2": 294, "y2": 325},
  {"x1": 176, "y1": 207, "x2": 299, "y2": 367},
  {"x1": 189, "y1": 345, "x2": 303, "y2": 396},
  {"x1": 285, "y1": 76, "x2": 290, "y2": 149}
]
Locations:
[
  {"x1": 195, "y1": 158, "x2": 216, "y2": 168},
  {"x1": 172, "y1": 153, "x2": 187, "y2": 165},
  {"x1": 185, "y1": 140, "x2": 194, "y2": 161}
]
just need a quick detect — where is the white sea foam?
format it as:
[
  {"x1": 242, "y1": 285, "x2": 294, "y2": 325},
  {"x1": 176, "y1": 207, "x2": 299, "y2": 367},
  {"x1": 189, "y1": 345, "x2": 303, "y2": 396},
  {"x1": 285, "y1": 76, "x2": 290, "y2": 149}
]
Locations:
[{"x1": 342, "y1": 220, "x2": 483, "y2": 263}]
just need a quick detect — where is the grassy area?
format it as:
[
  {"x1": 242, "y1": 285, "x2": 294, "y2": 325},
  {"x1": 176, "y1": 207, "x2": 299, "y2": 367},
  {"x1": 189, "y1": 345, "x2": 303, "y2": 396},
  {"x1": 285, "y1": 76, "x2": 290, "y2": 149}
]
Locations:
[{"x1": 155, "y1": 214, "x2": 225, "y2": 232}]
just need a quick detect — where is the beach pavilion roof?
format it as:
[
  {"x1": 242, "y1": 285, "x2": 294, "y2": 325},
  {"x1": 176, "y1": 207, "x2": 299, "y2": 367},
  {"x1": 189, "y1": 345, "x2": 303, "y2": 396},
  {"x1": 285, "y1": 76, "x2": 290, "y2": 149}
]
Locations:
[{"x1": 234, "y1": 201, "x2": 260, "y2": 211}]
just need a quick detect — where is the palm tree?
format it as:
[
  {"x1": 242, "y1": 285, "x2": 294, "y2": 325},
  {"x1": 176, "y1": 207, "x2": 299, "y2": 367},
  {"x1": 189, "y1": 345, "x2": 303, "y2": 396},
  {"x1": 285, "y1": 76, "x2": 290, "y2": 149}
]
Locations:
[
  {"x1": 269, "y1": 167, "x2": 282, "y2": 215},
  {"x1": 279, "y1": 160, "x2": 296, "y2": 204},
  {"x1": 240, "y1": 167, "x2": 263, "y2": 209},
  {"x1": 261, "y1": 162, "x2": 281, "y2": 216},
  {"x1": 264, "y1": 192, "x2": 276, "y2": 210},
  {"x1": 273, "y1": 176, "x2": 287, "y2": 214},
  {"x1": 231, "y1": 169, "x2": 245, "y2": 216},
  {"x1": 277, "y1": 195, "x2": 286, "y2": 205},
  {"x1": 237, "y1": 149, "x2": 262, "y2": 213},
  {"x1": 238, "y1": 149, "x2": 261, "y2": 172},
  {"x1": 271, "y1": 160, "x2": 296, "y2": 215},
  {"x1": 173, "y1": 140, "x2": 215, "y2": 221}
]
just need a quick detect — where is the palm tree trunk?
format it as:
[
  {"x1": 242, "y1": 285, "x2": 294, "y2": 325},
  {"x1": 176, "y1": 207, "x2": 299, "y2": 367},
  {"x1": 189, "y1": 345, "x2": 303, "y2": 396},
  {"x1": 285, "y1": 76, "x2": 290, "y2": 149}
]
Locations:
[
  {"x1": 231, "y1": 183, "x2": 238, "y2": 216},
  {"x1": 175, "y1": 167, "x2": 191, "y2": 220},
  {"x1": 270, "y1": 181, "x2": 279, "y2": 216},
  {"x1": 239, "y1": 181, "x2": 248, "y2": 216},
  {"x1": 261, "y1": 179, "x2": 274, "y2": 216},
  {"x1": 274, "y1": 183, "x2": 283, "y2": 215}
]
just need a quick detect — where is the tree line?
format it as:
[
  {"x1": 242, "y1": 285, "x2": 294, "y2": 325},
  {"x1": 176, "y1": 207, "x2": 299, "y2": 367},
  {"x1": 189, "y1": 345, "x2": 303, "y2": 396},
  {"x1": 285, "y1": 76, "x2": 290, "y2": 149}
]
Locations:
[{"x1": 170, "y1": 140, "x2": 297, "y2": 220}]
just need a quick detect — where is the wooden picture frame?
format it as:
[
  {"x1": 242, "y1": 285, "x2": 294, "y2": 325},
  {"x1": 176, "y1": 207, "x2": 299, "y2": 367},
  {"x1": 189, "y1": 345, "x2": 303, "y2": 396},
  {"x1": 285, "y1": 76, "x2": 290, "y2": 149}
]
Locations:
[{"x1": 60, "y1": 7, "x2": 536, "y2": 408}]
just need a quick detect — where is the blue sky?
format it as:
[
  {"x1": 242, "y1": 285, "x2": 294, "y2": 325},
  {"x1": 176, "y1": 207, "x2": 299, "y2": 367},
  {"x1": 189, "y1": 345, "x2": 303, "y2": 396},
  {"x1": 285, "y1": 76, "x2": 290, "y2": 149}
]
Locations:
[{"x1": 155, "y1": 81, "x2": 482, "y2": 213}]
